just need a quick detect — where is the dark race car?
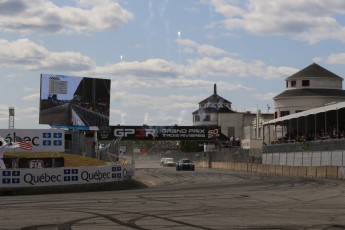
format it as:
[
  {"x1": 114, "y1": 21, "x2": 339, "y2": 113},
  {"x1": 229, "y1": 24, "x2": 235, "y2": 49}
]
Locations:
[{"x1": 176, "y1": 159, "x2": 195, "y2": 171}]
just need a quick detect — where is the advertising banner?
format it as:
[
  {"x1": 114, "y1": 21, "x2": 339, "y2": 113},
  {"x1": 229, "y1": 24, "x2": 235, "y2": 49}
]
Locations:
[
  {"x1": 0, "y1": 164, "x2": 134, "y2": 188},
  {"x1": 3, "y1": 157, "x2": 64, "y2": 169},
  {"x1": 97, "y1": 125, "x2": 222, "y2": 141},
  {"x1": 0, "y1": 129, "x2": 65, "y2": 152}
]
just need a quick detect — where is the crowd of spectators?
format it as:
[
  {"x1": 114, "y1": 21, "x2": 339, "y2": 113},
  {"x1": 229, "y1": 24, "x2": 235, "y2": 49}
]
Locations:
[{"x1": 270, "y1": 125, "x2": 345, "y2": 145}]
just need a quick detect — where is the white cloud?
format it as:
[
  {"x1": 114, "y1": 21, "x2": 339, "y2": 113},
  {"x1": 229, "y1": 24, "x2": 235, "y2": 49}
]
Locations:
[
  {"x1": 0, "y1": 39, "x2": 94, "y2": 71},
  {"x1": 22, "y1": 93, "x2": 39, "y2": 102},
  {"x1": 0, "y1": 0, "x2": 134, "y2": 34},
  {"x1": 208, "y1": 0, "x2": 345, "y2": 43},
  {"x1": 184, "y1": 57, "x2": 297, "y2": 79},
  {"x1": 0, "y1": 37, "x2": 295, "y2": 82},
  {"x1": 326, "y1": 53, "x2": 345, "y2": 64},
  {"x1": 84, "y1": 59, "x2": 182, "y2": 78},
  {"x1": 253, "y1": 92, "x2": 277, "y2": 101},
  {"x1": 81, "y1": 56, "x2": 296, "y2": 84},
  {"x1": 176, "y1": 38, "x2": 227, "y2": 56}
]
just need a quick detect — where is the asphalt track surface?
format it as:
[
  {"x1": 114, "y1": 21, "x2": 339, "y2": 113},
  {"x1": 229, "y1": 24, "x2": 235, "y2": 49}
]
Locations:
[{"x1": 1, "y1": 160, "x2": 345, "y2": 230}]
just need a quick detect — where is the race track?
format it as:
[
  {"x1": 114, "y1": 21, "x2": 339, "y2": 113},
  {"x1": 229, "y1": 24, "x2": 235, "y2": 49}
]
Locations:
[{"x1": 1, "y1": 160, "x2": 345, "y2": 229}]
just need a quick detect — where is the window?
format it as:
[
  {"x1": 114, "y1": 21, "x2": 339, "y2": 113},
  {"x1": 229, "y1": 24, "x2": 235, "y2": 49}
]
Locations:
[
  {"x1": 280, "y1": 111, "x2": 290, "y2": 117},
  {"x1": 302, "y1": 80, "x2": 310, "y2": 86},
  {"x1": 291, "y1": 81, "x2": 296, "y2": 87},
  {"x1": 203, "y1": 115, "x2": 210, "y2": 121},
  {"x1": 194, "y1": 115, "x2": 200, "y2": 122}
]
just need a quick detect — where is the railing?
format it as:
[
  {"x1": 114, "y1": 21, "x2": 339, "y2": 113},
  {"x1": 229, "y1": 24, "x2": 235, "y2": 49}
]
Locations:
[
  {"x1": 263, "y1": 139, "x2": 345, "y2": 154},
  {"x1": 71, "y1": 105, "x2": 109, "y2": 126},
  {"x1": 262, "y1": 139, "x2": 345, "y2": 166}
]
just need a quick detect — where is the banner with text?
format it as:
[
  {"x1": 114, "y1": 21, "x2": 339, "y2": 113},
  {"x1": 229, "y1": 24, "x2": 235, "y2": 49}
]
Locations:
[
  {"x1": 0, "y1": 129, "x2": 65, "y2": 152},
  {"x1": 0, "y1": 164, "x2": 134, "y2": 188},
  {"x1": 97, "y1": 125, "x2": 222, "y2": 141}
]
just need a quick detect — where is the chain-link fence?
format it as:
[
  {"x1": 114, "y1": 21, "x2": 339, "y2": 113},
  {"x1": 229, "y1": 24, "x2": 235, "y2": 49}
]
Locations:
[
  {"x1": 97, "y1": 137, "x2": 133, "y2": 164},
  {"x1": 135, "y1": 145, "x2": 262, "y2": 164}
]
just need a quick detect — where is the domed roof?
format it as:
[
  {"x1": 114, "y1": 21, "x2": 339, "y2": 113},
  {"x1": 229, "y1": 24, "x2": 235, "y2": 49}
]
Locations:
[
  {"x1": 195, "y1": 84, "x2": 234, "y2": 114},
  {"x1": 199, "y1": 84, "x2": 231, "y2": 104},
  {"x1": 286, "y1": 63, "x2": 342, "y2": 80}
]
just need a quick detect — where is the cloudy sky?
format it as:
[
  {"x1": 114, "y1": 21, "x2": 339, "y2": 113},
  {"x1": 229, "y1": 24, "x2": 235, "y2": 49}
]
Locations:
[{"x1": 1, "y1": 0, "x2": 345, "y2": 129}]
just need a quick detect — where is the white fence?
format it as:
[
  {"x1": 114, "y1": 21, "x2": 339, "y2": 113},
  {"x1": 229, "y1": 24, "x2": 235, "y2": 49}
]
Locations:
[{"x1": 263, "y1": 150, "x2": 345, "y2": 166}]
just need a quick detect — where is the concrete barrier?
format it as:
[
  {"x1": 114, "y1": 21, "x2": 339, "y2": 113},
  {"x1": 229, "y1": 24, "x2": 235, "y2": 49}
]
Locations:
[
  {"x1": 326, "y1": 166, "x2": 338, "y2": 179},
  {"x1": 257, "y1": 164, "x2": 262, "y2": 173},
  {"x1": 282, "y1": 166, "x2": 290, "y2": 176},
  {"x1": 316, "y1": 166, "x2": 327, "y2": 178},
  {"x1": 230, "y1": 162, "x2": 236, "y2": 170},
  {"x1": 247, "y1": 163, "x2": 252, "y2": 172},
  {"x1": 241, "y1": 163, "x2": 248, "y2": 171},
  {"x1": 307, "y1": 166, "x2": 317, "y2": 178},
  {"x1": 338, "y1": 167, "x2": 345, "y2": 179},
  {"x1": 197, "y1": 161, "x2": 344, "y2": 180},
  {"x1": 297, "y1": 166, "x2": 307, "y2": 177},
  {"x1": 250, "y1": 163, "x2": 258, "y2": 173},
  {"x1": 234, "y1": 162, "x2": 242, "y2": 171},
  {"x1": 275, "y1": 165, "x2": 283, "y2": 175},
  {"x1": 210, "y1": 162, "x2": 215, "y2": 169},
  {"x1": 268, "y1": 165, "x2": 276, "y2": 175},
  {"x1": 262, "y1": 164, "x2": 269, "y2": 174},
  {"x1": 0, "y1": 164, "x2": 136, "y2": 195},
  {"x1": 291, "y1": 167, "x2": 299, "y2": 177},
  {"x1": 213, "y1": 162, "x2": 219, "y2": 169}
]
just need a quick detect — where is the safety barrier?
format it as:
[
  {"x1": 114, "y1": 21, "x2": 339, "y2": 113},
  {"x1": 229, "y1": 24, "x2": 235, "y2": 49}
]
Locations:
[
  {"x1": 0, "y1": 164, "x2": 135, "y2": 195},
  {"x1": 194, "y1": 161, "x2": 345, "y2": 180}
]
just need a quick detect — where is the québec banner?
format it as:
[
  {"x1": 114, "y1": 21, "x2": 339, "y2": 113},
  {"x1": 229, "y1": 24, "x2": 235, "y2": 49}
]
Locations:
[
  {"x1": 0, "y1": 165, "x2": 134, "y2": 188},
  {"x1": 0, "y1": 129, "x2": 65, "y2": 152}
]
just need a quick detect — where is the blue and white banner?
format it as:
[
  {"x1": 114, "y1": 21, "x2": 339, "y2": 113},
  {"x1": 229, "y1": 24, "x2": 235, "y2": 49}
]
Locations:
[
  {"x1": 0, "y1": 129, "x2": 64, "y2": 152},
  {"x1": 0, "y1": 164, "x2": 134, "y2": 187}
]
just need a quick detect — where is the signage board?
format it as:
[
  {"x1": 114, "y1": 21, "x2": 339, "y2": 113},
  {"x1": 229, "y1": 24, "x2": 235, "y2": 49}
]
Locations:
[
  {"x1": 0, "y1": 164, "x2": 134, "y2": 188},
  {"x1": 0, "y1": 129, "x2": 65, "y2": 152},
  {"x1": 97, "y1": 125, "x2": 222, "y2": 141}
]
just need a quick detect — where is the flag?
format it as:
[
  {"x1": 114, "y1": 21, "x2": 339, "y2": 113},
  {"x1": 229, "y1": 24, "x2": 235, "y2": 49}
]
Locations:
[
  {"x1": 15, "y1": 136, "x2": 33, "y2": 150},
  {"x1": 0, "y1": 136, "x2": 19, "y2": 149}
]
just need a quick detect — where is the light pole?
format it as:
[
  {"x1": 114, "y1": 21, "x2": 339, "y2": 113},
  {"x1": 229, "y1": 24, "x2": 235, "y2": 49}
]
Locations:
[{"x1": 9, "y1": 107, "x2": 15, "y2": 129}]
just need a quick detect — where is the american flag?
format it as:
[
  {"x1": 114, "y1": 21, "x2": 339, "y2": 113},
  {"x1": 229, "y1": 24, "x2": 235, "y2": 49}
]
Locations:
[{"x1": 15, "y1": 136, "x2": 33, "y2": 150}]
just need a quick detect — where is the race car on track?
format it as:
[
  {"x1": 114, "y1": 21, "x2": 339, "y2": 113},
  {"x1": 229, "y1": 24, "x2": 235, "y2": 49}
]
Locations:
[
  {"x1": 163, "y1": 158, "x2": 175, "y2": 167},
  {"x1": 176, "y1": 159, "x2": 195, "y2": 171}
]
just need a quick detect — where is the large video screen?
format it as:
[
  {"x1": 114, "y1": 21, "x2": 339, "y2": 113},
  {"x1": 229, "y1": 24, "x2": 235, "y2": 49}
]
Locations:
[{"x1": 39, "y1": 74, "x2": 111, "y2": 127}]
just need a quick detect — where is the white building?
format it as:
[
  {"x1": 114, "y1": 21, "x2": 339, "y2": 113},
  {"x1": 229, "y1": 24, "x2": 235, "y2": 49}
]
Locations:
[
  {"x1": 274, "y1": 63, "x2": 345, "y2": 118},
  {"x1": 192, "y1": 84, "x2": 273, "y2": 142}
]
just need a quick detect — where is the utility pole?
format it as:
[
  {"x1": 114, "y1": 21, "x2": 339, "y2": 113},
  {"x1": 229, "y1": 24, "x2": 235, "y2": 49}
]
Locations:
[{"x1": 9, "y1": 107, "x2": 15, "y2": 129}]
